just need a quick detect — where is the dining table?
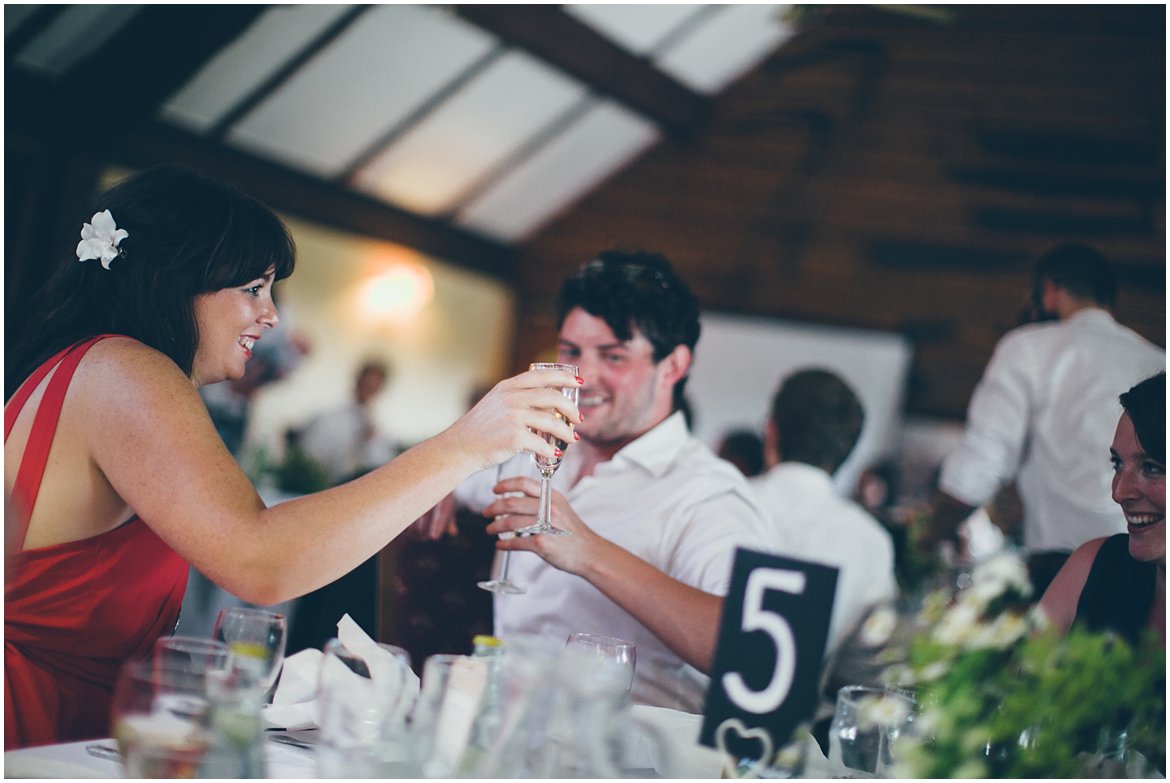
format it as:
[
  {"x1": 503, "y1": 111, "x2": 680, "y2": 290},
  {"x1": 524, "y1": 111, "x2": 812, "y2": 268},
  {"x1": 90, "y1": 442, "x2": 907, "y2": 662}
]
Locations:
[{"x1": 3, "y1": 712, "x2": 835, "y2": 778}]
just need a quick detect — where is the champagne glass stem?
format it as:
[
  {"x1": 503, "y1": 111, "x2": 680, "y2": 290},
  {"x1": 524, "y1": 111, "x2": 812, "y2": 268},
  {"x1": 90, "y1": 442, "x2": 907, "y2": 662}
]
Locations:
[{"x1": 537, "y1": 475, "x2": 552, "y2": 531}]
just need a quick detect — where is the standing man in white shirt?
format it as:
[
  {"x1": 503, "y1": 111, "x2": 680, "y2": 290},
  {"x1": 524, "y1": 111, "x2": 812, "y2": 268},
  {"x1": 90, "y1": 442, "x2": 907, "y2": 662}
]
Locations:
[
  {"x1": 451, "y1": 250, "x2": 771, "y2": 713},
  {"x1": 928, "y1": 242, "x2": 1165, "y2": 594}
]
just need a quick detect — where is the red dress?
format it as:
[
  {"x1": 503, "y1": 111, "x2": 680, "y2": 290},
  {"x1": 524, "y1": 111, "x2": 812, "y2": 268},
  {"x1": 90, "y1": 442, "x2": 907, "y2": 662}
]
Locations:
[{"x1": 4, "y1": 336, "x2": 188, "y2": 749}]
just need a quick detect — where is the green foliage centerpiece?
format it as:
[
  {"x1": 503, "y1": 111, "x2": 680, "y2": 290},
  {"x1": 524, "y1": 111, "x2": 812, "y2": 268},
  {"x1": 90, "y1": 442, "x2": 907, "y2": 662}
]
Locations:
[{"x1": 878, "y1": 550, "x2": 1165, "y2": 778}]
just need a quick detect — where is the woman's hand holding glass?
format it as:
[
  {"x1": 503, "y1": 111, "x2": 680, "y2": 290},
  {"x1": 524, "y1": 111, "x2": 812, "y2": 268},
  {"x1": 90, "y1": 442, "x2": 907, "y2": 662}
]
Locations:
[{"x1": 446, "y1": 366, "x2": 581, "y2": 473}]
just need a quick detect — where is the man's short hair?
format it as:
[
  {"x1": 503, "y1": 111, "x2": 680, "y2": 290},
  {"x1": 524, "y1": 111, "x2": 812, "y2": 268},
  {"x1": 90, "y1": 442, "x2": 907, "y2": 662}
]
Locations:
[
  {"x1": 1032, "y1": 242, "x2": 1117, "y2": 307},
  {"x1": 770, "y1": 368, "x2": 865, "y2": 474},
  {"x1": 557, "y1": 249, "x2": 701, "y2": 409}
]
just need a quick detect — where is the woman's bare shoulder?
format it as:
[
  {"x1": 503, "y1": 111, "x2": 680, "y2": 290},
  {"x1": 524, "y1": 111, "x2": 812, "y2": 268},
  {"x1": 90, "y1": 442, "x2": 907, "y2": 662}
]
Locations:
[{"x1": 71, "y1": 337, "x2": 199, "y2": 411}]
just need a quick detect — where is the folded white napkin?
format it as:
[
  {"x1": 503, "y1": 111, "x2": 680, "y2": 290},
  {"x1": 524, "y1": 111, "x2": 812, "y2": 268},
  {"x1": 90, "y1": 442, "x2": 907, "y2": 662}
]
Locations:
[
  {"x1": 262, "y1": 614, "x2": 419, "y2": 730},
  {"x1": 625, "y1": 705, "x2": 726, "y2": 778}
]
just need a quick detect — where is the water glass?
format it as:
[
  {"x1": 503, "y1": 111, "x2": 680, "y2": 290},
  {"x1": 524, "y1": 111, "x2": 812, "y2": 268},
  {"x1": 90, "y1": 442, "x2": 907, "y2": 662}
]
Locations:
[
  {"x1": 212, "y1": 606, "x2": 288, "y2": 694},
  {"x1": 827, "y1": 685, "x2": 916, "y2": 778},
  {"x1": 315, "y1": 638, "x2": 416, "y2": 777},
  {"x1": 410, "y1": 653, "x2": 491, "y2": 778},
  {"x1": 111, "y1": 657, "x2": 213, "y2": 778},
  {"x1": 564, "y1": 632, "x2": 636, "y2": 703}
]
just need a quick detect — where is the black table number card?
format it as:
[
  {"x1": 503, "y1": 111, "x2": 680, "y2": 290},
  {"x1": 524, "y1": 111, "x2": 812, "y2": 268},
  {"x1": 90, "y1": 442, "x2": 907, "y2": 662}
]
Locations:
[{"x1": 699, "y1": 547, "x2": 838, "y2": 767}]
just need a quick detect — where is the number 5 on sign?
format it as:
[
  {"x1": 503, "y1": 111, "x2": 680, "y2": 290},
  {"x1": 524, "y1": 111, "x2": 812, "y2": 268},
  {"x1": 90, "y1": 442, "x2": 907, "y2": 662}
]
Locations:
[{"x1": 699, "y1": 548, "x2": 838, "y2": 762}]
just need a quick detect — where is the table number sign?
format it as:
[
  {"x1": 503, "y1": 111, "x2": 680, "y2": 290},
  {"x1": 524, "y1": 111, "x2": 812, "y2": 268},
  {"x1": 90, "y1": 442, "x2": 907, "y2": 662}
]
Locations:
[{"x1": 699, "y1": 548, "x2": 837, "y2": 773}]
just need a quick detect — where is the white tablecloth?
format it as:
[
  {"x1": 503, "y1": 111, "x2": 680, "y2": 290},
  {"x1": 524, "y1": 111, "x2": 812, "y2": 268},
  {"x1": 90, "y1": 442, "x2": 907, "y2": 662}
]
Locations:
[{"x1": 3, "y1": 732, "x2": 317, "y2": 779}]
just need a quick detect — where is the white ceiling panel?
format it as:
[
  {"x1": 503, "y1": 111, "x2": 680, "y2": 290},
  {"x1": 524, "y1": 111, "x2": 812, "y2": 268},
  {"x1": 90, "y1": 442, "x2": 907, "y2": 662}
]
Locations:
[
  {"x1": 656, "y1": 4, "x2": 795, "y2": 94},
  {"x1": 456, "y1": 100, "x2": 660, "y2": 242},
  {"x1": 160, "y1": 5, "x2": 356, "y2": 133},
  {"x1": 564, "y1": 4, "x2": 702, "y2": 55},
  {"x1": 227, "y1": 5, "x2": 497, "y2": 177},
  {"x1": 12, "y1": 5, "x2": 141, "y2": 77},
  {"x1": 353, "y1": 50, "x2": 589, "y2": 216}
]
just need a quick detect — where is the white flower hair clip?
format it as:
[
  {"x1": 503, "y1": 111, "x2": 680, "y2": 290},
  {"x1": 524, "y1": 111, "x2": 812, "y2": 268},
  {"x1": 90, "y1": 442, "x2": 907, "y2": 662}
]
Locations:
[{"x1": 76, "y1": 209, "x2": 129, "y2": 269}]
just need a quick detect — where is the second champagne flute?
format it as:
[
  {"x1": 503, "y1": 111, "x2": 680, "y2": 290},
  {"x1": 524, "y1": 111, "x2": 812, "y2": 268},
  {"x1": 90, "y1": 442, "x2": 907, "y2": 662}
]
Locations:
[
  {"x1": 515, "y1": 362, "x2": 579, "y2": 536},
  {"x1": 477, "y1": 458, "x2": 527, "y2": 594}
]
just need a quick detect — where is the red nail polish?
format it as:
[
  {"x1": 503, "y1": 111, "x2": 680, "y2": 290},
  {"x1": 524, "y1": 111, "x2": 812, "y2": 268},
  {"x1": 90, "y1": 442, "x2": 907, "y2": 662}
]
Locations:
[
  {"x1": 573, "y1": 432, "x2": 580, "y2": 441},
  {"x1": 575, "y1": 376, "x2": 584, "y2": 385},
  {"x1": 579, "y1": 412, "x2": 585, "y2": 422},
  {"x1": 554, "y1": 448, "x2": 563, "y2": 457}
]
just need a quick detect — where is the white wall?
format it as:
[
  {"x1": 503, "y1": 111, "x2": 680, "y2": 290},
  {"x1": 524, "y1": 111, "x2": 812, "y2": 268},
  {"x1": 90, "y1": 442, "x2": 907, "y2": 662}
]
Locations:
[
  {"x1": 244, "y1": 216, "x2": 516, "y2": 458},
  {"x1": 687, "y1": 312, "x2": 914, "y2": 495}
]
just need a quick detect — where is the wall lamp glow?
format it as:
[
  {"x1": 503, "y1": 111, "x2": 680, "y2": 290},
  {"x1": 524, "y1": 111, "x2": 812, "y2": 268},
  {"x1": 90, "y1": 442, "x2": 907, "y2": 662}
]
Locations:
[{"x1": 359, "y1": 261, "x2": 434, "y2": 321}]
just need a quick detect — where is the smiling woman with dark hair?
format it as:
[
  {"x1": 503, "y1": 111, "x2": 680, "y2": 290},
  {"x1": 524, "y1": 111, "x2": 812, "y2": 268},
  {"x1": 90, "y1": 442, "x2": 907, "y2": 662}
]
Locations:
[
  {"x1": 1040, "y1": 371, "x2": 1166, "y2": 648},
  {"x1": 4, "y1": 165, "x2": 580, "y2": 749}
]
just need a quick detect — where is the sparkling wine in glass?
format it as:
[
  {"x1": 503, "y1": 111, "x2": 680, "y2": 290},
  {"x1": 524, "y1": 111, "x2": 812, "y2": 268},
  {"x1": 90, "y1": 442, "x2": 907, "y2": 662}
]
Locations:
[
  {"x1": 515, "y1": 362, "x2": 578, "y2": 536},
  {"x1": 478, "y1": 459, "x2": 526, "y2": 594}
]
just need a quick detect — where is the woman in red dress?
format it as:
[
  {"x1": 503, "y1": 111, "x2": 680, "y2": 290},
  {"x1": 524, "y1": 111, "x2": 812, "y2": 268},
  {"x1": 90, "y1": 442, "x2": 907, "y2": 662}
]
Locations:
[{"x1": 4, "y1": 165, "x2": 581, "y2": 749}]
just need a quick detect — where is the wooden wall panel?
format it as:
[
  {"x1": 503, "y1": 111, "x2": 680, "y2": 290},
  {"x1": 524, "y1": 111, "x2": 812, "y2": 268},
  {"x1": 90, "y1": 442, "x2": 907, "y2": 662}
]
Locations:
[{"x1": 512, "y1": 5, "x2": 1165, "y2": 419}]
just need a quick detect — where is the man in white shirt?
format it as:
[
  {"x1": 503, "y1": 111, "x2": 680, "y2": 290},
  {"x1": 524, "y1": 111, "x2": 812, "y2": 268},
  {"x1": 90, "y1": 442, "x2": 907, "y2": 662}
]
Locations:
[
  {"x1": 929, "y1": 243, "x2": 1165, "y2": 594},
  {"x1": 452, "y1": 251, "x2": 771, "y2": 713},
  {"x1": 749, "y1": 368, "x2": 897, "y2": 662},
  {"x1": 298, "y1": 359, "x2": 398, "y2": 485}
]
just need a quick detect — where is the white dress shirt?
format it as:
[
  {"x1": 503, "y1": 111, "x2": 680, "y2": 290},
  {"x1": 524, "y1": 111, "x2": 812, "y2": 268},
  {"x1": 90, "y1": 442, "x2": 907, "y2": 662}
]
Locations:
[
  {"x1": 456, "y1": 412, "x2": 772, "y2": 714},
  {"x1": 749, "y1": 462, "x2": 897, "y2": 657},
  {"x1": 940, "y1": 308, "x2": 1164, "y2": 553},
  {"x1": 298, "y1": 404, "x2": 397, "y2": 484}
]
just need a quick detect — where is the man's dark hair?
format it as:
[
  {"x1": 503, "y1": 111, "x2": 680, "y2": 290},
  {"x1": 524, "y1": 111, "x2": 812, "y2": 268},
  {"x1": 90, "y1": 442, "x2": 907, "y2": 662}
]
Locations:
[
  {"x1": 1120, "y1": 371, "x2": 1165, "y2": 464},
  {"x1": 556, "y1": 249, "x2": 701, "y2": 410},
  {"x1": 1031, "y1": 242, "x2": 1117, "y2": 308},
  {"x1": 770, "y1": 368, "x2": 865, "y2": 474}
]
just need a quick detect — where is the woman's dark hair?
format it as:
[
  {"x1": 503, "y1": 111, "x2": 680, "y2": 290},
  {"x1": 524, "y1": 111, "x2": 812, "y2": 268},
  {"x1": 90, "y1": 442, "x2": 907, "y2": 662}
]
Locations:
[
  {"x1": 7, "y1": 165, "x2": 295, "y2": 397},
  {"x1": 556, "y1": 249, "x2": 701, "y2": 411},
  {"x1": 1119, "y1": 371, "x2": 1165, "y2": 464}
]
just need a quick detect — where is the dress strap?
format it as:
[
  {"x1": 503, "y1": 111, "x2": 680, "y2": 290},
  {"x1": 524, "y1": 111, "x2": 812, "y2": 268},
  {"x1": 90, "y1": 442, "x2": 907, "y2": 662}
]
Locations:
[{"x1": 5, "y1": 337, "x2": 111, "y2": 550}]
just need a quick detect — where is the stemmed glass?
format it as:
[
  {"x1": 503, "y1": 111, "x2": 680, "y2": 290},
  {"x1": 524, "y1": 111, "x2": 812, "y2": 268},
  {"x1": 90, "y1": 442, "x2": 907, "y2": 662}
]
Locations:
[
  {"x1": 478, "y1": 458, "x2": 527, "y2": 594},
  {"x1": 515, "y1": 362, "x2": 579, "y2": 536},
  {"x1": 212, "y1": 606, "x2": 288, "y2": 697}
]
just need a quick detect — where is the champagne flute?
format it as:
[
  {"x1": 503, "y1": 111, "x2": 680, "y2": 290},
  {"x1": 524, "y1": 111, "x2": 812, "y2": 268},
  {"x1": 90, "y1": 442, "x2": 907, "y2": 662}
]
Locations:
[
  {"x1": 212, "y1": 606, "x2": 288, "y2": 697},
  {"x1": 515, "y1": 362, "x2": 579, "y2": 536},
  {"x1": 478, "y1": 457, "x2": 527, "y2": 594}
]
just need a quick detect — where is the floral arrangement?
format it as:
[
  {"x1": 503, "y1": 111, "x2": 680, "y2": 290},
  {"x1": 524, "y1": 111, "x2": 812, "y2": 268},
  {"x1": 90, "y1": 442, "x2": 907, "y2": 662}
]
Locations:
[{"x1": 873, "y1": 550, "x2": 1165, "y2": 778}]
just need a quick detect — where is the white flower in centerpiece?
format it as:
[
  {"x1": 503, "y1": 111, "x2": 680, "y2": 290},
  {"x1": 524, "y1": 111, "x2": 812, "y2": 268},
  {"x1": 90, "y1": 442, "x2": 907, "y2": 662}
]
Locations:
[
  {"x1": 76, "y1": 209, "x2": 129, "y2": 269},
  {"x1": 857, "y1": 692, "x2": 913, "y2": 730},
  {"x1": 860, "y1": 605, "x2": 899, "y2": 647},
  {"x1": 933, "y1": 601, "x2": 980, "y2": 646},
  {"x1": 971, "y1": 551, "x2": 1032, "y2": 598},
  {"x1": 919, "y1": 660, "x2": 949, "y2": 682}
]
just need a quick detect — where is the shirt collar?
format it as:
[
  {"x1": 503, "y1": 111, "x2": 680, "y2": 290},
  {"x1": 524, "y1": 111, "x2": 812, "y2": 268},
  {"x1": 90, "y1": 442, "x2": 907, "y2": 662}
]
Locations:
[
  {"x1": 757, "y1": 461, "x2": 836, "y2": 493},
  {"x1": 1066, "y1": 307, "x2": 1114, "y2": 325},
  {"x1": 605, "y1": 411, "x2": 690, "y2": 478}
]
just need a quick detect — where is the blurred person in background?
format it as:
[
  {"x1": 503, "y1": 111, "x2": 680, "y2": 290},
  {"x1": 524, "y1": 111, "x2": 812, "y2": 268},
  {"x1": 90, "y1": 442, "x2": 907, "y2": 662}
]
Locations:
[{"x1": 926, "y1": 242, "x2": 1164, "y2": 595}]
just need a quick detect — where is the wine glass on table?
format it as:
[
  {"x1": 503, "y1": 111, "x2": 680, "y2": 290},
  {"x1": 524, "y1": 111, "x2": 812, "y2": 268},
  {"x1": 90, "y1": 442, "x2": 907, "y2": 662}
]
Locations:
[
  {"x1": 514, "y1": 362, "x2": 579, "y2": 536},
  {"x1": 478, "y1": 458, "x2": 527, "y2": 594},
  {"x1": 564, "y1": 632, "x2": 636, "y2": 704},
  {"x1": 212, "y1": 606, "x2": 288, "y2": 699}
]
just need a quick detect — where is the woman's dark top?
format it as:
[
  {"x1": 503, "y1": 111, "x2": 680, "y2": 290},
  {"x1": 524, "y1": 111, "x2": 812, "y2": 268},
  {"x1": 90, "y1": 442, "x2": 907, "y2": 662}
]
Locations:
[{"x1": 1075, "y1": 533, "x2": 1157, "y2": 645}]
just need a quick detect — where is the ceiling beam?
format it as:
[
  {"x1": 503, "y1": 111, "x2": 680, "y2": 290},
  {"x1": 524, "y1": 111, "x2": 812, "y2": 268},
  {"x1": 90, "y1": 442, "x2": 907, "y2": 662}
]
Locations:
[
  {"x1": 56, "y1": 6, "x2": 269, "y2": 146},
  {"x1": 452, "y1": 5, "x2": 710, "y2": 138},
  {"x1": 111, "y1": 121, "x2": 518, "y2": 281}
]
